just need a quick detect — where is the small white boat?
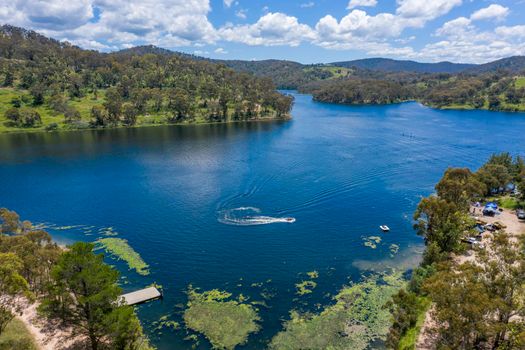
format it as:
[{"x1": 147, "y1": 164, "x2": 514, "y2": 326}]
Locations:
[{"x1": 379, "y1": 225, "x2": 390, "y2": 232}]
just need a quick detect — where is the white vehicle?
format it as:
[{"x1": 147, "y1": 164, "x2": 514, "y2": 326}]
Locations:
[{"x1": 379, "y1": 225, "x2": 390, "y2": 232}]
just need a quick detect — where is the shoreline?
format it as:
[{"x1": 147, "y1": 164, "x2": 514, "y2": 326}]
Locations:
[{"x1": 0, "y1": 114, "x2": 292, "y2": 136}]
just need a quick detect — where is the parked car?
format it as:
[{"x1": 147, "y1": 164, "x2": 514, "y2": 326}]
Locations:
[
  {"x1": 463, "y1": 237, "x2": 484, "y2": 249},
  {"x1": 517, "y1": 209, "x2": 525, "y2": 220},
  {"x1": 484, "y1": 224, "x2": 496, "y2": 232}
]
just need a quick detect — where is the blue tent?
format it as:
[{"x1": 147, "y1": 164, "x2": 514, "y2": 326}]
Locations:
[{"x1": 485, "y1": 202, "x2": 498, "y2": 210}]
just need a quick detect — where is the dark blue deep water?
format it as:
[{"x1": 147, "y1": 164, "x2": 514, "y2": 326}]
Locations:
[{"x1": 1, "y1": 92, "x2": 524, "y2": 349}]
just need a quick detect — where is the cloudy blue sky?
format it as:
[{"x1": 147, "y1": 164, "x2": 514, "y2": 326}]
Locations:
[{"x1": 1, "y1": 0, "x2": 525, "y2": 63}]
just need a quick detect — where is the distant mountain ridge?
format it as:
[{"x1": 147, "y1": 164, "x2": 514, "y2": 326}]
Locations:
[
  {"x1": 112, "y1": 45, "x2": 525, "y2": 75},
  {"x1": 464, "y1": 56, "x2": 525, "y2": 74},
  {"x1": 330, "y1": 57, "x2": 476, "y2": 74}
]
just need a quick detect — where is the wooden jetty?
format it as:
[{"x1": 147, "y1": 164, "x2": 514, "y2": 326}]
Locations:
[{"x1": 121, "y1": 287, "x2": 162, "y2": 306}]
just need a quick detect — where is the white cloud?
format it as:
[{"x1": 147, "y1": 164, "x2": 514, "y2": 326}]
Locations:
[
  {"x1": 0, "y1": 0, "x2": 93, "y2": 30},
  {"x1": 417, "y1": 9, "x2": 524, "y2": 63},
  {"x1": 347, "y1": 0, "x2": 377, "y2": 10},
  {"x1": 235, "y1": 9, "x2": 247, "y2": 19},
  {"x1": 223, "y1": 0, "x2": 235, "y2": 8},
  {"x1": 300, "y1": 2, "x2": 315, "y2": 8},
  {"x1": 0, "y1": 0, "x2": 217, "y2": 50},
  {"x1": 495, "y1": 25, "x2": 525, "y2": 38},
  {"x1": 219, "y1": 12, "x2": 315, "y2": 46},
  {"x1": 396, "y1": 0, "x2": 462, "y2": 25},
  {"x1": 214, "y1": 47, "x2": 228, "y2": 54},
  {"x1": 470, "y1": 4, "x2": 509, "y2": 22}
]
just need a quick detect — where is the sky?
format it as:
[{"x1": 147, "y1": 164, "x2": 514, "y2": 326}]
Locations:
[{"x1": 1, "y1": 0, "x2": 525, "y2": 64}]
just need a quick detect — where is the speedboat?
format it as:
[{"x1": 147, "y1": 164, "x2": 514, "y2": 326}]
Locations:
[
  {"x1": 379, "y1": 225, "x2": 390, "y2": 232},
  {"x1": 284, "y1": 217, "x2": 296, "y2": 223}
]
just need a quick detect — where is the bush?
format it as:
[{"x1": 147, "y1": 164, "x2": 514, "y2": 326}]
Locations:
[
  {"x1": 4, "y1": 108, "x2": 20, "y2": 123},
  {"x1": 45, "y1": 123, "x2": 58, "y2": 131}
]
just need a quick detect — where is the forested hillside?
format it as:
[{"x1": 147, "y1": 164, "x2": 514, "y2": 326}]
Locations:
[
  {"x1": 0, "y1": 25, "x2": 293, "y2": 133},
  {"x1": 301, "y1": 71, "x2": 525, "y2": 112},
  {"x1": 217, "y1": 54, "x2": 525, "y2": 112},
  {"x1": 330, "y1": 58, "x2": 475, "y2": 74}
]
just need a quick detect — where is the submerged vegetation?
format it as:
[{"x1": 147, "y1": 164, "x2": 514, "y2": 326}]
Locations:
[
  {"x1": 96, "y1": 237, "x2": 150, "y2": 276},
  {"x1": 183, "y1": 287, "x2": 260, "y2": 350},
  {"x1": 295, "y1": 280, "x2": 317, "y2": 296},
  {"x1": 271, "y1": 273, "x2": 405, "y2": 350}
]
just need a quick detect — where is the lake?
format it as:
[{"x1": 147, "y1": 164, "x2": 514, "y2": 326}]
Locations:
[{"x1": 1, "y1": 92, "x2": 524, "y2": 349}]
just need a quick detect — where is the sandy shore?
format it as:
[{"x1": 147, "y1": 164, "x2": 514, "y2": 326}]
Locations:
[{"x1": 12, "y1": 298, "x2": 86, "y2": 350}]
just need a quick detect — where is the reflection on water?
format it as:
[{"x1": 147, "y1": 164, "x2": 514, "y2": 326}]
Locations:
[{"x1": 1, "y1": 93, "x2": 524, "y2": 349}]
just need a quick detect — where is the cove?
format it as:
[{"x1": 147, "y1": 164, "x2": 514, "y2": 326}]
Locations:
[{"x1": 1, "y1": 92, "x2": 524, "y2": 349}]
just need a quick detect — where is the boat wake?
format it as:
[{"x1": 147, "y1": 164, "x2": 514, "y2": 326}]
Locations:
[{"x1": 218, "y1": 207, "x2": 296, "y2": 226}]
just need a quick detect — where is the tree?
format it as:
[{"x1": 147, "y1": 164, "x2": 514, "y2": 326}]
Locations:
[
  {"x1": 476, "y1": 163, "x2": 511, "y2": 195},
  {"x1": 413, "y1": 196, "x2": 472, "y2": 263},
  {"x1": 4, "y1": 108, "x2": 20, "y2": 126},
  {"x1": 424, "y1": 262, "x2": 493, "y2": 349},
  {"x1": 0, "y1": 208, "x2": 21, "y2": 234},
  {"x1": 3, "y1": 70, "x2": 13, "y2": 87},
  {"x1": 19, "y1": 108, "x2": 42, "y2": 127},
  {"x1": 40, "y1": 242, "x2": 123, "y2": 350},
  {"x1": 386, "y1": 289, "x2": 421, "y2": 348},
  {"x1": 435, "y1": 168, "x2": 485, "y2": 209},
  {"x1": 90, "y1": 105, "x2": 108, "y2": 127},
  {"x1": 476, "y1": 233, "x2": 525, "y2": 348},
  {"x1": 103, "y1": 87, "x2": 122, "y2": 125},
  {"x1": 29, "y1": 84, "x2": 45, "y2": 106},
  {"x1": 0, "y1": 253, "x2": 30, "y2": 335},
  {"x1": 488, "y1": 95, "x2": 501, "y2": 110},
  {"x1": 122, "y1": 104, "x2": 138, "y2": 126},
  {"x1": 168, "y1": 88, "x2": 192, "y2": 122},
  {"x1": 64, "y1": 106, "x2": 81, "y2": 124}
]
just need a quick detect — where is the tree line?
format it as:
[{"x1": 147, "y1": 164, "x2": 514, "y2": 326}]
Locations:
[
  {"x1": 297, "y1": 69, "x2": 525, "y2": 112},
  {"x1": 0, "y1": 208, "x2": 152, "y2": 350},
  {"x1": 0, "y1": 25, "x2": 293, "y2": 132},
  {"x1": 387, "y1": 153, "x2": 525, "y2": 349}
]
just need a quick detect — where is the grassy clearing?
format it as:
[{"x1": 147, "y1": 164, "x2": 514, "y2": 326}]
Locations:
[
  {"x1": 270, "y1": 273, "x2": 405, "y2": 350},
  {"x1": 397, "y1": 297, "x2": 431, "y2": 350},
  {"x1": 515, "y1": 76, "x2": 525, "y2": 89},
  {"x1": 96, "y1": 238, "x2": 150, "y2": 276},
  {"x1": 487, "y1": 196, "x2": 523, "y2": 210},
  {"x1": 183, "y1": 287, "x2": 260, "y2": 350},
  {"x1": 0, "y1": 318, "x2": 38, "y2": 350}
]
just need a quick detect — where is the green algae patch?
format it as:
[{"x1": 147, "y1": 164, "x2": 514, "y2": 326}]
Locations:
[
  {"x1": 183, "y1": 287, "x2": 261, "y2": 350},
  {"x1": 389, "y1": 244, "x2": 400, "y2": 257},
  {"x1": 96, "y1": 238, "x2": 150, "y2": 276},
  {"x1": 306, "y1": 270, "x2": 319, "y2": 279},
  {"x1": 363, "y1": 236, "x2": 382, "y2": 249},
  {"x1": 295, "y1": 280, "x2": 317, "y2": 295},
  {"x1": 152, "y1": 315, "x2": 180, "y2": 333},
  {"x1": 270, "y1": 273, "x2": 405, "y2": 350}
]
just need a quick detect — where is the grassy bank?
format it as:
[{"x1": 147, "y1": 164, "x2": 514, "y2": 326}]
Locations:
[
  {"x1": 0, "y1": 318, "x2": 38, "y2": 350},
  {"x1": 0, "y1": 88, "x2": 291, "y2": 135},
  {"x1": 397, "y1": 297, "x2": 431, "y2": 350}
]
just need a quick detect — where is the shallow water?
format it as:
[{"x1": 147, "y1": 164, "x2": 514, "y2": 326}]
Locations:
[{"x1": 1, "y1": 92, "x2": 524, "y2": 349}]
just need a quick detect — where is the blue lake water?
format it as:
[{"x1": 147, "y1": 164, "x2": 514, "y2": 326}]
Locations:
[{"x1": 1, "y1": 92, "x2": 524, "y2": 349}]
